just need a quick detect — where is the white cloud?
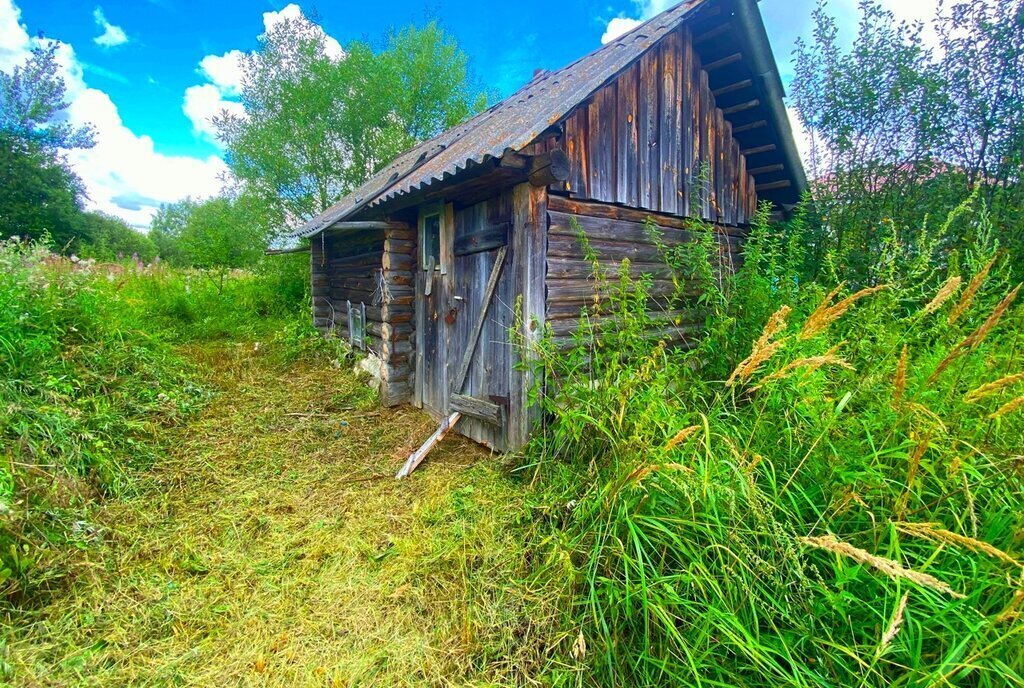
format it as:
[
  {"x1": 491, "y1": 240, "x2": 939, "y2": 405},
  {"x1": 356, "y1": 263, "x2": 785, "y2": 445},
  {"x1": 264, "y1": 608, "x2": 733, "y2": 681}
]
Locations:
[
  {"x1": 601, "y1": 0, "x2": 673, "y2": 44},
  {"x1": 183, "y1": 4, "x2": 345, "y2": 146},
  {"x1": 601, "y1": 17, "x2": 641, "y2": 44},
  {"x1": 0, "y1": 0, "x2": 226, "y2": 227},
  {"x1": 183, "y1": 82, "x2": 245, "y2": 142},
  {"x1": 262, "y1": 4, "x2": 344, "y2": 60},
  {"x1": 92, "y1": 7, "x2": 128, "y2": 48},
  {"x1": 198, "y1": 49, "x2": 245, "y2": 95}
]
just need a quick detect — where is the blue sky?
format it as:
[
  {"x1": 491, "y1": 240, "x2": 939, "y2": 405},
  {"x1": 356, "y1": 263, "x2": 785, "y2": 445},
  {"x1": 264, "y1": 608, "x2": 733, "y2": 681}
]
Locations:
[{"x1": 1, "y1": 0, "x2": 938, "y2": 226}]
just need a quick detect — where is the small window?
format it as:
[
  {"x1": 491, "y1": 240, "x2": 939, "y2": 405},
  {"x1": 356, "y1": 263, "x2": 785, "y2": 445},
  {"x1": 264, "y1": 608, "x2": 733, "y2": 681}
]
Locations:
[
  {"x1": 347, "y1": 300, "x2": 366, "y2": 350},
  {"x1": 421, "y1": 210, "x2": 442, "y2": 271}
]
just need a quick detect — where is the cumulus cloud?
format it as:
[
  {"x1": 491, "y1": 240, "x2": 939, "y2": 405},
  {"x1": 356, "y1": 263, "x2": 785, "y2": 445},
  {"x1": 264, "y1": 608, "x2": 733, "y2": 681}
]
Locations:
[
  {"x1": 198, "y1": 49, "x2": 245, "y2": 95},
  {"x1": 262, "y1": 4, "x2": 344, "y2": 60},
  {"x1": 183, "y1": 4, "x2": 345, "y2": 145},
  {"x1": 601, "y1": 0, "x2": 673, "y2": 44},
  {"x1": 183, "y1": 82, "x2": 244, "y2": 141},
  {"x1": 0, "y1": 0, "x2": 226, "y2": 227},
  {"x1": 92, "y1": 6, "x2": 128, "y2": 48}
]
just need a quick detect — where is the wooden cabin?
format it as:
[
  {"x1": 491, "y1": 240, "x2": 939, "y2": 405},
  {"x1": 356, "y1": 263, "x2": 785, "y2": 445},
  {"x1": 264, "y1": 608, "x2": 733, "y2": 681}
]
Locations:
[{"x1": 293, "y1": 0, "x2": 806, "y2": 452}]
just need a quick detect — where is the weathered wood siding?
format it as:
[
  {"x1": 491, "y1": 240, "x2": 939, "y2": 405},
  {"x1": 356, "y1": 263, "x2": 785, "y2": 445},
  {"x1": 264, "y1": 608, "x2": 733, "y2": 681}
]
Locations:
[
  {"x1": 555, "y1": 26, "x2": 757, "y2": 226},
  {"x1": 545, "y1": 194, "x2": 744, "y2": 348},
  {"x1": 410, "y1": 183, "x2": 547, "y2": 451},
  {"x1": 312, "y1": 225, "x2": 416, "y2": 405}
]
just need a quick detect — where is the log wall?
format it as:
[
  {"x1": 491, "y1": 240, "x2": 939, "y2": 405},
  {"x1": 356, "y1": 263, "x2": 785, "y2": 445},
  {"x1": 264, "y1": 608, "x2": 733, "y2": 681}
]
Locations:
[
  {"x1": 545, "y1": 194, "x2": 744, "y2": 348},
  {"x1": 311, "y1": 224, "x2": 416, "y2": 406},
  {"x1": 549, "y1": 25, "x2": 757, "y2": 226}
]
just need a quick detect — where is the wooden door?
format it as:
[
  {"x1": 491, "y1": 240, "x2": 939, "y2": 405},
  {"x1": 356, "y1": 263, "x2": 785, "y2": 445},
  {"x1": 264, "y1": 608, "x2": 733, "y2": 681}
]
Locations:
[
  {"x1": 415, "y1": 193, "x2": 516, "y2": 447},
  {"x1": 446, "y1": 192, "x2": 515, "y2": 449}
]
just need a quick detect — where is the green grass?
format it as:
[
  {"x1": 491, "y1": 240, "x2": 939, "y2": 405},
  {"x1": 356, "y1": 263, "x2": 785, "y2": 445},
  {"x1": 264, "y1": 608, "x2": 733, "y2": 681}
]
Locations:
[
  {"x1": 519, "y1": 199, "x2": 1024, "y2": 686},
  {"x1": 2, "y1": 340, "x2": 550, "y2": 686}
]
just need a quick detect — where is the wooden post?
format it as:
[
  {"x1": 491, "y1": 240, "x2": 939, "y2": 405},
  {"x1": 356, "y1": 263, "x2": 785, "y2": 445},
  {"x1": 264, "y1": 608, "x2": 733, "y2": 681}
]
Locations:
[{"x1": 508, "y1": 182, "x2": 548, "y2": 450}]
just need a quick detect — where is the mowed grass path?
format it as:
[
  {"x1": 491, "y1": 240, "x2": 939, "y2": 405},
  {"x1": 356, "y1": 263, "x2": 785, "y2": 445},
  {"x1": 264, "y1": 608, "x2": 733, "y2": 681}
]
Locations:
[{"x1": 7, "y1": 343, "x2": 554, "y2": 687}]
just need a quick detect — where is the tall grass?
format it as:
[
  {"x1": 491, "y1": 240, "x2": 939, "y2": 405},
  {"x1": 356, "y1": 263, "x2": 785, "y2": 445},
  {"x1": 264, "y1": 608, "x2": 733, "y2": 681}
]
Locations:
[
  {"x1": 524, "y1": 197, "x2": 1024, "y2": 686},
  {"x1": 0, "y1": 239, "x2": 318, "y2": 600}
]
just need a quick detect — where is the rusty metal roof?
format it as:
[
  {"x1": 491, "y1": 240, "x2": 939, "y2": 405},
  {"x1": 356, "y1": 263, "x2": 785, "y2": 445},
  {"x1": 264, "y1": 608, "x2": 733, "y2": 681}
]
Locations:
[{"x1": 294, "y1": 0, "x2": 711, "y2": 238}]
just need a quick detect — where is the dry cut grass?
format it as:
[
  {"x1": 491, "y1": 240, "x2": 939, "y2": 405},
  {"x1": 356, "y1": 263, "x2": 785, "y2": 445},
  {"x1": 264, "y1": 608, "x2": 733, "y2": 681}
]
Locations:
[{"x1": 2, "y1": 343, "x2": 552, "y2": 687}]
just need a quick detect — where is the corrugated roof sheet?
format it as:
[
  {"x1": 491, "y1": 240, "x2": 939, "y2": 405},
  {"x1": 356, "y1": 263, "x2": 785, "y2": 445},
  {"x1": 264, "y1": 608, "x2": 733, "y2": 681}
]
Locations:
[{"x1": 294, "y1": 0, "x2": 710, "y2": 238}]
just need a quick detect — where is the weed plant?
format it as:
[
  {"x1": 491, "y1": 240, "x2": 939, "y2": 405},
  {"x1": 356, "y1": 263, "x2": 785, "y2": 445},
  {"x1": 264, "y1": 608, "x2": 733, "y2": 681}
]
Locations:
[{"x1": 524, "y1": 196, "x2": 1024, "y2": 687}]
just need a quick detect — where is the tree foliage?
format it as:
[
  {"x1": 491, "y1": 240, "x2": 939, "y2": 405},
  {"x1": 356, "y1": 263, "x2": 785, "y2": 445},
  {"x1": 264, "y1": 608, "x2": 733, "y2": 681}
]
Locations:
[
  {"x1": 0, "y1": 133, "x2": 83, "y2": 247},
  {"x1": 0, "y1": 42, "x2": 95, "y2": 250},
  {"x1": 0, "y1": 42, "x2": 94, "y2": 152},
  {"x1": 791, "y1": 0, "x2": 1024, "y2": 282},
  {"x1": 215, "y1": 17, "x2": 487, "y2": 224}
]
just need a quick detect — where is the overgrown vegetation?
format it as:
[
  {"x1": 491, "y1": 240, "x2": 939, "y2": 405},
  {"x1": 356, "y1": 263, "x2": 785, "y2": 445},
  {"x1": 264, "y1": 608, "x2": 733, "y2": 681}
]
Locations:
[
  {"x1": 0, "y1": 239, "x2": 318, "y2": 600},
  {"x1": 521, "y1": 196, "x2": 1023, "y2": 686}
]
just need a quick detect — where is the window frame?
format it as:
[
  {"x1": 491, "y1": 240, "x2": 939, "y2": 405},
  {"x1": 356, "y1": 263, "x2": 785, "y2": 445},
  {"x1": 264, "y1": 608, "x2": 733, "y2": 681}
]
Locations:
[{"x1": 418, "y1": 202, "x2": 444, "y2": 272}]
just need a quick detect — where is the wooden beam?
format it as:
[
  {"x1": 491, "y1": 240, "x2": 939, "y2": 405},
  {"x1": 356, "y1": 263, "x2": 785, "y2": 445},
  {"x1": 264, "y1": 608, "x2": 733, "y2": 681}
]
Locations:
[
  {"x1": 703, "y1": 53, "x2": 741, "y2": 72},
  {"x1": 756, "y1": 179, "x2": 792, "y2": 192},
  {"x1": 748, "y1": 163, "x2": 785, "y2": 176},
  {"x1": 741, "y1": 143, "x2": 776, "y2": 156},
  {"x1": 326, "y1": 220, "x2": 406, "y2": 232},
  {"x1": 450, "y1": 394, "x2": 501, "y2": 425},
  {"x1": 693, "y1": 23, "x2": 731, "y2": 44},
  {"x1": 733, "y1": 120, "x2": 767, "y2": 134},
  {"x1": 528, "y1": 150, "x2": 570, "y2": 187},
  {"x1": 265, "y1": 245, "x2": 310, "y2": 255},
  {"x1": 395, "y1": 412, "x2": 461, "y2": 479},
  {"x1": 722, "y1": 99, "x2": 760, "y2": 115},
  {"x1": 713, "y1": 79, "x2": 752, "y2": 98}
]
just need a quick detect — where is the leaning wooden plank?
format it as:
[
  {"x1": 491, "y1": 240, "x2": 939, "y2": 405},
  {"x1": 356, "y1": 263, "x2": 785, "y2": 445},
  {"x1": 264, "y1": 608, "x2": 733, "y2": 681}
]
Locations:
[{"x1": 395, "y1": 412, "x2": 462, "y2": 479}]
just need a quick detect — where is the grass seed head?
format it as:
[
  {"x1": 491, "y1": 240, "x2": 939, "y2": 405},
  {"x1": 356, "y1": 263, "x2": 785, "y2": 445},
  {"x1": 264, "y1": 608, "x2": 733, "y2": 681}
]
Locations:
[
  {"x1": 878, "y1": 593, "x2": 909, "y2": 654},
  {"x1": 949, "y1": 256, "x2": 996, "y2": 325},
  {"x1": 665, "y1": 425, "x2": 701, "y2": 450},
  {"x1": 726, "y1": 306, "x2": 792, "y2": 386},
  {"x1": 929, "y1": 284, "x2": 1021, "y2": 384},
  {"x1": 800, "y1": 284, "x2": 887, "y2": 340},
  {"x1": 964, "y1": 372, "x2": 1024, "y2": 403},
  {"x1": 893, "y1": 345, "x2": 909, "y2": 405},
  {"x1": 990, "y1": 395, "x2": 1024, "y2": 419},
  {"x1": 799, "y1": 534, "x2": 965, "y2": 598},
  {"x1": 896, "y1": 521, "x2": 1021, "y2": 567},
  {"x1": 924, "y1": 276, "x2": 962, "y2": 315}
]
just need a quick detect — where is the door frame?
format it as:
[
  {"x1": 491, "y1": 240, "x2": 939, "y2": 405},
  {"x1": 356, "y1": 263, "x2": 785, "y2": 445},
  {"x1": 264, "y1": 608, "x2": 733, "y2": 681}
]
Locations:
[{"x1": 414, "y1": 201, "x2": 454, "y2": 413}]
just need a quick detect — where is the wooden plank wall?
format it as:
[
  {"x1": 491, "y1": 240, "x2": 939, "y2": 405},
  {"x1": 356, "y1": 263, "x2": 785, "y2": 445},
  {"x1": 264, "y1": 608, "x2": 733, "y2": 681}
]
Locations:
[
  {"x1": 545, "y1": 194, "x2": 744, "y2": 349},
  {"x1": 316, "y1": 226, "x2": 416, "y2": 406},
  {"x1": 558, "y1": 25, "x2": 757, "y2": 226}
]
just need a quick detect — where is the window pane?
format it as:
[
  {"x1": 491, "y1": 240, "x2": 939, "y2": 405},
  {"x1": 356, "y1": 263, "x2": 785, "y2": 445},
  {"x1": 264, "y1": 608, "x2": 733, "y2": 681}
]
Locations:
[{"x1": 423, "y1": 214, "x2": 441, "y2": 269}]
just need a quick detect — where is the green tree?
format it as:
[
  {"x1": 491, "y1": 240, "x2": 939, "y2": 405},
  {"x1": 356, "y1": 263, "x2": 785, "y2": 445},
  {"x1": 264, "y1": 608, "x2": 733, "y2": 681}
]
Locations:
[
  {"x1": 790, "y1": 0, "x2": 1024, "y2": 281},
  {"x1": 215, "y1": 14, "x2": 486, "y2": 224},
  {"x1": 179, "y1": 195, "x2": 267, "y2": 292},
  {"x1": 0, "y1": 133, "x2": 83, "y2": 247},
  {"x1": 149, "y1": 199, "x2": 198, "y2": 266},
  {"x1": 0, "y1": 42, "x2": 95, "y2": 248},
  {"x1": 0, "y1": 43, "x2": 94, "y2": 151},
  {"x1": 76, "y1": 212, "x2": 157, "y2": 262}
]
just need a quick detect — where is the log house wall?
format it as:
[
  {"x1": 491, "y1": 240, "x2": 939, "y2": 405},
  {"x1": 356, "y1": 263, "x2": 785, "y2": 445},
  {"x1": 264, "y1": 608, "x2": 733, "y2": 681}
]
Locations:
[
  {"x1": 544, "y1": 194, "x2": 745, "y2": 349},
  {"x1": 310, "y1": 225, "x2": 416, "y2": 406}
]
